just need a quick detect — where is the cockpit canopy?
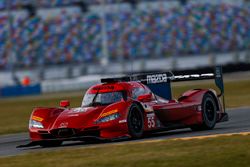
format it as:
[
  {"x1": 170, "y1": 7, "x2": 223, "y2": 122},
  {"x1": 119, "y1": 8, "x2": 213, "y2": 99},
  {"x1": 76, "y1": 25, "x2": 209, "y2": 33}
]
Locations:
[{"x1": 82, "y1": 91, "x2": 125, "y2": 107}]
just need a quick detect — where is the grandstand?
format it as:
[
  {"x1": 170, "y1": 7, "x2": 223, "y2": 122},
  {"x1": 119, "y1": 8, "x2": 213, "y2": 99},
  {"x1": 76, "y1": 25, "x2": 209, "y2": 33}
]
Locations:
[
  {"x1": 0, "y1": 0, "x2": 249, "y2": 70},
  {"x1": 3, "y1": 0, "x2": 125, "y2": 9}
]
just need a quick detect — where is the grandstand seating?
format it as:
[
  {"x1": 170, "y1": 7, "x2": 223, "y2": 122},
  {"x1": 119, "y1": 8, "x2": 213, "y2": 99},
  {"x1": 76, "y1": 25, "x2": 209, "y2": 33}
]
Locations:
[
  {"x1": 0, "y1": 1, "x2": 249, "y2": 69},
  {"x1": 0, "y1": 0, "x2": 125, "y2": 9}
]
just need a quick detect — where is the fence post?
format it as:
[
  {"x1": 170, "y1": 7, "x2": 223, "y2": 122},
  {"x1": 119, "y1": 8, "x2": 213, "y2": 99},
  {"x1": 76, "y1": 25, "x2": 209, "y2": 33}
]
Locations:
[
  {"x1": 172, "y1": 54, "x2": 177, "y2": 70},
  {"x1": 140, "y1": 59, "x2": 146, "y2": 72},
  {"x1": 209, "y1": 54, "x2": 216, "y2": 66},
  {"x1": 80, "y1": 64, "x2": 87, "y2": 75},
  {"x1": 233, "y1": 51, "x2": 240, "y2": 64},
  {"x1": 245, "y1": 50, "x2": 250, "y2": 63},
  {"x1": 67, "y1": 64, "x2": 73, "y2": 78}
]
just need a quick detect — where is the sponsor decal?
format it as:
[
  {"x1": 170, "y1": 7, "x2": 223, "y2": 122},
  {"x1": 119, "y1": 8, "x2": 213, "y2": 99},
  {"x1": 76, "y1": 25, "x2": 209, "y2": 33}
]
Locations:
[
  {"x1": 146, "y1": 113, "x2": 155, "y2": 118},
  {"x1": 156, "y1": 120, "x2": 161, "y2": 128},
  {"x1": 143, "y1": 104, "x2": 154, "y2": 113},
  {"x1": 101, "y1": 109, "x2": 118, "y2": 118},
  {"x1": 59, "y1": 122, "x2": 68, "y2": 128},
  {"x1": 119, "y1": 119, "x2": 127, "y2": 123},
  {"x1": 32, "y1": 116, "x2": 43, "y2": 122},
  {"x1": 174, "y1": 74, "x2": 214, "y2": 79},
  {"x1": 72, "y1": 108, "x2": 87, "y2": 113},
  {"x1": 197, "y1": 105, "x2": 202, "y2": 111},
  {"x1": 216, "y1": 68, "x2": 221, "y2": 78},
  {"x1": 146, "y1": 74, "x2": 167, "y2": 84}
]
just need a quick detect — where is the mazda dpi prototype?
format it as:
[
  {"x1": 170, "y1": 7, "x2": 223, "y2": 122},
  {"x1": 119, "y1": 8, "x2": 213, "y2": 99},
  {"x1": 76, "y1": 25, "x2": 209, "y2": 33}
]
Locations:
[{"x1": 19, "y1": 67, "x2": 228, "y2": 147}]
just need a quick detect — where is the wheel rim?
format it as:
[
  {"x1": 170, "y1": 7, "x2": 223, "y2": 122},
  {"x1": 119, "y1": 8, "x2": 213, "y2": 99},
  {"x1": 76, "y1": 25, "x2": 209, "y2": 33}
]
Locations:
[
  {"x1": 205, "y1": 100, "x2": 215, "y2": 122},
  {"x1": 130, "y1": 107, "x2": 143, "y2": 133}
]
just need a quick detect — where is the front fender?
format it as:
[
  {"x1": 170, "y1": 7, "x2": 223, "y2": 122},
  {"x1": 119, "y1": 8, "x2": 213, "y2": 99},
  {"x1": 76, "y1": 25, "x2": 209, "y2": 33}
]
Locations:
[
  {"x1": 30, "y1": 107, "x2": 65, "y2": 130},
  {"x1": 98, "y1": 101, "x2": 132, "y2": 120},
  {"x1": 29, "y1": 107, "x2": 65, "y2": 141}
]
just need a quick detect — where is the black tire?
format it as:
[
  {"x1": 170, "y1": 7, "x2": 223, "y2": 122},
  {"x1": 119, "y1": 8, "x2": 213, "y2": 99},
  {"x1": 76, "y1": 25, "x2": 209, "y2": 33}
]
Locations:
[
  {"x1": 127, "y1": 103, "x2": 144, "y2": 138},
  {"x1": 40, "y1": 141, "x2": 63, "y2": 147},
  {"x1": 191, "y1": 93, "x2": 217, "y2": 131}
]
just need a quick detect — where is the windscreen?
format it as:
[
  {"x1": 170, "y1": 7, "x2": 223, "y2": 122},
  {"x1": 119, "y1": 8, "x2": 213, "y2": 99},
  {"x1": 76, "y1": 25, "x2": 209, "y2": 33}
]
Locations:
[{"x1": 82, "y1": 91, "x2": 124, "y2": 107}]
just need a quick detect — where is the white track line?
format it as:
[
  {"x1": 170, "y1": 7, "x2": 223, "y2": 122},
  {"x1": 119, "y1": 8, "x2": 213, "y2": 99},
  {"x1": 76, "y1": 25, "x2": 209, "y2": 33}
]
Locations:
[{"x1": 138, "y1": 132, "x2": 250, "y2": 144}]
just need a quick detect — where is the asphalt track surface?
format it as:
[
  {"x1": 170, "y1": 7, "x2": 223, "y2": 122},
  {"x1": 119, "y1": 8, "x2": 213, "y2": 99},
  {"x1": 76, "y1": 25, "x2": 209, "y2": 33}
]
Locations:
[{"x1": 0, "y1": 107, "x2": 249, "y2": 157}]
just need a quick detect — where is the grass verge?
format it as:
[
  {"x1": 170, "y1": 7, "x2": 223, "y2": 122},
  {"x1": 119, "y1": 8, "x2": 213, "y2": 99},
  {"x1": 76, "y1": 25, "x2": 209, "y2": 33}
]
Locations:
[
  {"x1": 0, "y1": 135, "x2": 250, "y2": 167},
  {"x1": 0, "y1": 79, "x2": 249, "y2": 135}
]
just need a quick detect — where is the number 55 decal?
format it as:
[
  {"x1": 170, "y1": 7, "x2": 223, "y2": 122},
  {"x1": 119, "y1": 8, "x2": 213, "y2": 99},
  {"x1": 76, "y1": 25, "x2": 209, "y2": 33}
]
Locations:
[{"x1": 147, "y1": 113, "x2": 155, "y2": 128}]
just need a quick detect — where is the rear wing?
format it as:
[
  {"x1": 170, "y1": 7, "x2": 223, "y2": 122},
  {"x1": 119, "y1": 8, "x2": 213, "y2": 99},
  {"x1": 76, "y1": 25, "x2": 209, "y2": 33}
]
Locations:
[
  {"x1": 101, "y1": 66, "x2": 225, "y2": 110},
  {"x1": 171, "y1": 66, "x2": 224, "y2": 97}
]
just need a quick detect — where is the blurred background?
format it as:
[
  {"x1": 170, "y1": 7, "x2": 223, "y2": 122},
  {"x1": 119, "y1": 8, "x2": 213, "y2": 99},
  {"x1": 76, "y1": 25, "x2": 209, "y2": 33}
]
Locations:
[{"x1": 0, "y1": 0, "x2": 249, "y2": 97}]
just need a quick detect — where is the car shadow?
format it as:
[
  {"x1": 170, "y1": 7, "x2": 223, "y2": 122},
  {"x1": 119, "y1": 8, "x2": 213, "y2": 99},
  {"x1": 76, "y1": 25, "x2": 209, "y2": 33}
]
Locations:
[{"x1": 19, "y1": 126, "x2": 232, "y2": 150}]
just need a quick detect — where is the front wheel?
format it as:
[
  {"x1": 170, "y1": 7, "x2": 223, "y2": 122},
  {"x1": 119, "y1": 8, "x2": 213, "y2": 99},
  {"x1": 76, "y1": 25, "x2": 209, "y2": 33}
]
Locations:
[
  {"x1": 191, "y1": 93, "x2": 217, "y2": 131},
  {"x1": 127, "y1": 103, "x2": 144, "y2": 138}
]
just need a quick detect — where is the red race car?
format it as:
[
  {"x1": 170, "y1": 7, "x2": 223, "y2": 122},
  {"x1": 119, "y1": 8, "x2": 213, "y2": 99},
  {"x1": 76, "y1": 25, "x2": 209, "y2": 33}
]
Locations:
[{"x1": 19, "y1": 67, "x2": 228, "y2": 147}]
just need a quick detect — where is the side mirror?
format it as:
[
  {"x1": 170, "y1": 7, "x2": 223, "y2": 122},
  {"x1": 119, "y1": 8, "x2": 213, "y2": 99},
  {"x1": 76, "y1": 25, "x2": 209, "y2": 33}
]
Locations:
[
  {"x1": 60, "y1": 100, "x2": 70, "y2": 108},
  {"x1": 137, "y1": 93, "x2": 153, "y2": 102}
]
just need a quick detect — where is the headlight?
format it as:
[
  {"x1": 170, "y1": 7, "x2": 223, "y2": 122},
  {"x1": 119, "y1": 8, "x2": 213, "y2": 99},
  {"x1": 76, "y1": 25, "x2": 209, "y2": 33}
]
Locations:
[
  {"x1": 95, "y1": 113, "x2": 120, "y2": 124},
  {"x1": 29, "y1": 120, "x2": 44, "y2": 129}
]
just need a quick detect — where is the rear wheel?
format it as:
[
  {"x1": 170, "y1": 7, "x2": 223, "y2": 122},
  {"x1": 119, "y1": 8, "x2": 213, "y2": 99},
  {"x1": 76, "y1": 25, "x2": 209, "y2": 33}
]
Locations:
[
  {"x1": 191, "y1": 93, "x2": 217, "y2": 131},
  {"x1": 127, "y1": 103, "x2": 144, "y2": 138},
  {"x1": 39, "y1": 141, "x2": 63, "y2": 147}
]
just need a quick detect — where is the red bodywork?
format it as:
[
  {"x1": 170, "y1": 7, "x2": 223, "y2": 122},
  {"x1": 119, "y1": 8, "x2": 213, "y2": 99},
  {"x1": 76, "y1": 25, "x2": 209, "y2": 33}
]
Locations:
[{"x1": 29, "y1": 81, "x2": 226, "y2": 142}]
